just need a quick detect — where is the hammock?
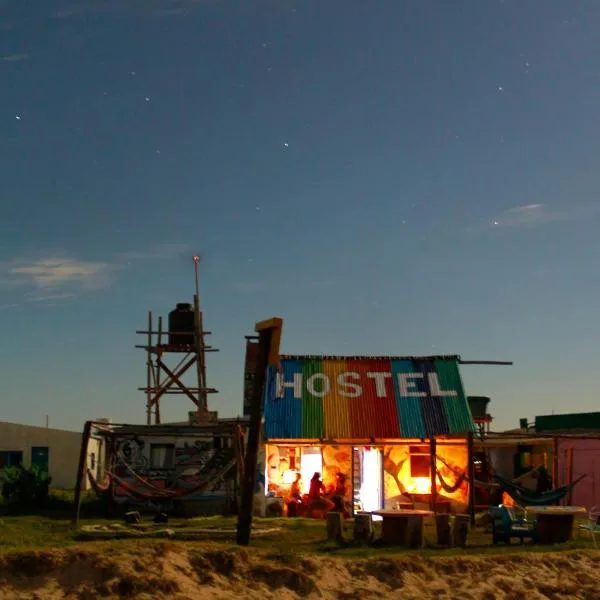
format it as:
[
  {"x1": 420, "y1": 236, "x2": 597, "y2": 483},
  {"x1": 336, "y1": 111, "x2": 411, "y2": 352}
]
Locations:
[
  {"x1": 87, "y1": 469, "x2": 110, "y2": 494},
  {"x1": 436, "y1": 468, "x2": 467, "y2": 494},
  {"x1": 494, "y1": 473, "x2": 586, "y2": 507},
  {"x1": 107, "y1": 459, "x2": 237, "y2": 501}
]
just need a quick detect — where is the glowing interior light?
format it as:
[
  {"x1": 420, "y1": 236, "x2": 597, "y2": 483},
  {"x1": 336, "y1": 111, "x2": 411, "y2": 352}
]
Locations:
[
  {"x1": 299, "y1": 450, "x2": 323, "y2": 495},
  {"x1": 360, "y1": 448, "x2": 382, "y2": 512},
  {"x1": 407, "y1": 477, "x2": 431, "y2": 494},
  {"x1": 281, "y1": 469, "x2": 298, "y2": 485}
]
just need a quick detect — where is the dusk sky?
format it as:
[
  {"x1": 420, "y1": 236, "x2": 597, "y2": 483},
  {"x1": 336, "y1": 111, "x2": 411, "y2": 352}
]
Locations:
[{"x1": 1, "y1": 0, "x2": 599, "y2": 432}]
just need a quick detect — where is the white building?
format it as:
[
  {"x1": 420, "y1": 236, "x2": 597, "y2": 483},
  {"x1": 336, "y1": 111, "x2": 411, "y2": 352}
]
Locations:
[{"x1": 0, "y1": 420, "x2": 101, "y2": 490}]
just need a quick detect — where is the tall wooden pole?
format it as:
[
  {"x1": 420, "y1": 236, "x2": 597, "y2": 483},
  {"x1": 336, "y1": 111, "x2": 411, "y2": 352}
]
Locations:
[
  {"x1": 146, "y1": 312, "x2": 152, "y2": 425},
  {"x1": 236, "y1": 317, "x2": 283, "y2": 546},
  {"x1": 551, "y1": 436, "x2": 559, "y2": 489},
  {"x1": 156, "y1": 316, "x2": 163, "y2": 424},
  {"x1": 193, "y1": 256, "x2": 208, "y2": 415},
  {"x1": 467, "y1": 431, "x2": 476, "y2": 526},
  {"x1": 72, "y1": 420, "x2": 93, "y2": 526},
  {"x1": 429, "y1": 437, "x2": 437, "y2": 511}
]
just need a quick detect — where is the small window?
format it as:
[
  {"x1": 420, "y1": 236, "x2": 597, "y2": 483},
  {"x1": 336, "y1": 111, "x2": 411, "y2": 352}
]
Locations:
[
  {"x1": 150, "y1": 444, "x2": 175, "y2": 469},
  {"x1": 409, "y1": 445, "x2": 430, "y2": 478},
  {"x1": 0, "y1": 451, "x2": 23, "y2": 469}
]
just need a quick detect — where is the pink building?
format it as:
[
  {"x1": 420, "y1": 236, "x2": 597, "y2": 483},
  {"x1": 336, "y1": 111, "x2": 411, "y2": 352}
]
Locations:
[{"x1": 556, "y1": 437, "x2": 600, "y2": 510}]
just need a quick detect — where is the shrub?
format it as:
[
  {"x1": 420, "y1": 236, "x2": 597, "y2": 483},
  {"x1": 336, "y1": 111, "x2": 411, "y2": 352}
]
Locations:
[{"x1": 1, "y1": 464, "x2": 52, "y2": 510}]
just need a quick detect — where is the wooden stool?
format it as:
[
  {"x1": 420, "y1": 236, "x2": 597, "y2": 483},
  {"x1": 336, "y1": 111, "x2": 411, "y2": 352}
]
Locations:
[
  {"x1": 353, "y1": 512, "x2": 374, "y2": 546},
  {"x1": 327, "y1": 511, "x2": 344, "y2": 543}
]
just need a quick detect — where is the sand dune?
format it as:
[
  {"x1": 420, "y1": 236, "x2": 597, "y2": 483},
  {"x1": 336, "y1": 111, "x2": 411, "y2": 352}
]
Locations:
[{"x1": 1, "y1": 543, "x2": 600, "y2": 599}]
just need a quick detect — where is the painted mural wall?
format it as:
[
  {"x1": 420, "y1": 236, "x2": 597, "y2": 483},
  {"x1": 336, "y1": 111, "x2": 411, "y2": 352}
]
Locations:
[
  {"x1": 557, "y1": 437, "x2": 600, "y2": 510},
  {"x1": 111, "y1": 435, "x2": 237, "y2": 511},
  {"x1": 383, "y1": 443, "x2": 469, "y2": 511},
  {"x1": 263, "y1": 356, "x2": 473, "y2": 440}
]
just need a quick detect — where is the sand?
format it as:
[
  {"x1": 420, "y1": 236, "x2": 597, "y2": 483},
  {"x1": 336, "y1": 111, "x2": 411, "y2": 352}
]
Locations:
[{"x1": 1, "y1": 543, "x2": 599, "y2": 600}]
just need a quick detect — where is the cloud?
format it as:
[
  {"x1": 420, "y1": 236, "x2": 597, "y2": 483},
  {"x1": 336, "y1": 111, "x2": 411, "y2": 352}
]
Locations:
[
  {"x1": 24, "y1": 292, "x2": 76, "y2": 303},
  {"x1": 8, "y1": 257, "x2": 111, "y2": 289},
  {"x1": 0, "y1": 303, "x2": 18, "y2": 311},
  {"x1": 2, "y1": 53, "x2": 28, "y2": 62},
  {"x1": 0, "y1": 242, "x2": 192, "y2": 308},
  {"x1": 477, "y1": 203, "x2": 597, "y2": 231}
]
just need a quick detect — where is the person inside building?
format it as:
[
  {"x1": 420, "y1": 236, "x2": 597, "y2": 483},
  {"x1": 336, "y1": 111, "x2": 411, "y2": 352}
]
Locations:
[
  {"x1": 290, "y1": 472, "x2": 302, "y2": 500},
  {"x1": 307, "y1": 472, "x2": 332, "y2": 517},
  {"x1": 331, "y1": 472, "x2": 350, "y2": 518},
  {"x1": 286, "y1": 472, "x2": 303, "y2": 517}
]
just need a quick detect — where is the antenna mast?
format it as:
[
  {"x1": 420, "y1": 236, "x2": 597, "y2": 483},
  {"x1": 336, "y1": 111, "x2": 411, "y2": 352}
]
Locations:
[{"x1": 193, "y1": 255, "x2": 209, "y2": 415}]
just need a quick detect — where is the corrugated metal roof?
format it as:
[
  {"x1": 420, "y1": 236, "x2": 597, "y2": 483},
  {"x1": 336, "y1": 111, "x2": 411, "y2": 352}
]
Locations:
[
  {"x1": 280, "y1": 354, "x2": 461, "y2": 361},
  {"x1": 535, "y1": 412, "x2": 600, "y2": 433},
  {"x1": 263, "y1": 356, "x2": 473, "y2": 440}
]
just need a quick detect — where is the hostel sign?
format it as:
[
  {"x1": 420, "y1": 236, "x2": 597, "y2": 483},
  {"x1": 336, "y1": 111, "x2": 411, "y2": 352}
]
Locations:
[
  {"x1": 276, "y1": 371, "x2": 458, "y2": 399},
  {"x1": 263, "y1": 356, "x2": 473, "y2": 439}
]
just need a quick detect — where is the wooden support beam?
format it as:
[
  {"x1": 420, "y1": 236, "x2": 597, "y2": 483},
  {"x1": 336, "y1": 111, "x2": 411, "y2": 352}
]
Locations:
[
  {"x1": 72, "y1": 420, "x2": 93, "y2": 526},
  {"x1": 149, "y1": 356, "x2": 197, "y2": 406},
  {"x1": 429, "y1": 438, "x2": 437, "y2": 512},
  {"x1": 146, "y1": 312, "x2": 152, "y2": 425},
  {"x1": 552, "y1": 436, "x2": 559, "y2": 490},
  {"x1": 459, "y1": 360, "x2": 513, "y2": 366},
  {"x1": 157, "y1": 358, "x2": 201, "y2": 407},
  {"x1": 467, "y1": 431, "x2": 476, "y2": 527},
  {"x1": 236, "y1": 317, "x2": 283, "y2": 546}
]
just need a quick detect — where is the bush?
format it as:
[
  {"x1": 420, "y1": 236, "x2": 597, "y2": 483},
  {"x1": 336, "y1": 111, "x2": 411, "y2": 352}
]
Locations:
[{"x1": 1, "y1": 464, "x2": 52, "y2": 510}]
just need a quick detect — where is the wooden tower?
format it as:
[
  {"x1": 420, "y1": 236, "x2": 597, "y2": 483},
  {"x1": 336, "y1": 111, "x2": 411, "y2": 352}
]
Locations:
[{"x1": 135, "y1": 256, "x2": 219, "y2": 424}]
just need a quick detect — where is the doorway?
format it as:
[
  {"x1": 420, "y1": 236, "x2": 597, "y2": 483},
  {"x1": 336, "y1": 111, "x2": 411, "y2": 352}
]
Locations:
[
  {"x1": 352, "y1": 447, "x2": 383, "y2": 513},
  {"x1": 31, "y1": 446, "x2": 49, "y2": 474}
]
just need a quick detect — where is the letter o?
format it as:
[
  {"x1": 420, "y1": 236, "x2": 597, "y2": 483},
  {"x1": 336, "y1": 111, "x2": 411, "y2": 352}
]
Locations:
[{"x1": 306, "y1": 373, "x2": 330, "y2": 398}]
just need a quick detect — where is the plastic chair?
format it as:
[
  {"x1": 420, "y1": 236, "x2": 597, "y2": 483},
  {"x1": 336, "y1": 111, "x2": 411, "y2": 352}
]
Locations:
[{"x1": 578, "y1": 505, "x2": 600, "y2": 548}]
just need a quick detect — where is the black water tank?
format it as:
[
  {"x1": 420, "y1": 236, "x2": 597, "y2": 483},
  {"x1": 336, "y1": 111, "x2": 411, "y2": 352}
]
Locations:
[
  {"x1": 168, "y1": 303, "x2": 195, "y2": 345},
  {"x1": 467, "y1": 396, "x2": 490, "y2": 419}
]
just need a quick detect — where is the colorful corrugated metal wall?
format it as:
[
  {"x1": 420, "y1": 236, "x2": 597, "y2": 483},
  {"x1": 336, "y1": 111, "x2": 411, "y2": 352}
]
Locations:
[{"x1": 263, "y1": 356, "x2": 473, "y2": 440}]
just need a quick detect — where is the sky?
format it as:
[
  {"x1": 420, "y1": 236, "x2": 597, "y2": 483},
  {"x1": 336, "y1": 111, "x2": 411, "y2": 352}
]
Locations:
[{"x1": 1, "y1": 0, "x2": 599, "y2": 432}]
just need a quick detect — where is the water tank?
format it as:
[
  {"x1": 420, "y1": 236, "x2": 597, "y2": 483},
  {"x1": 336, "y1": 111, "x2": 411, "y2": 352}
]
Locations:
[
  {"x1": 168, "y1": 303, "x2": 195, "y2": 345},
  {"x1": 467, "y1": 396, "x2": 490, "y2": 419}
]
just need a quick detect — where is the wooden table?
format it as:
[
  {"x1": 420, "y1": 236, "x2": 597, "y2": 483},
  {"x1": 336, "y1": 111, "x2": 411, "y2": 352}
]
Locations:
[
  {"x1": 525, "y1": 506, "x2": 586, "y2": 544},
  {"x1": 372, "y1": 510, "x2": 434, "y2": 548}
]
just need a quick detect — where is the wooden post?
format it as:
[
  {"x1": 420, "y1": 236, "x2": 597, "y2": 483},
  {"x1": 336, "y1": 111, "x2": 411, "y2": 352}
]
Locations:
[
  {"x1": 429, "y1": 437, "x2": 437, "y2": 512},
  {"x1": 72, "y1": 420, "x2": 93, "y2": 526},
  {"x1": 146, "y1": 312, "x2": 152, "y2": 425},
  {"x1": 467, "y1": 431, "x2": 476, "y2": 527},
  {"x1": 567, "y1": 447, "x2": 574, "y2": 505},
  {"x1": 236, "y1": 317, "x2": 283, "y2": 546},
  {"x1": 156, "y1": 316, "x2": 163, "y2": 424},
  {"x1": 326, "y1": 511, "x2": 344, "y2": 543},
  {"x1": 552, "y1": 436, "x2": 559, "y2": 488},
  {"x1": 193, "y1": 293, "x2": 207, "y2": 414}
]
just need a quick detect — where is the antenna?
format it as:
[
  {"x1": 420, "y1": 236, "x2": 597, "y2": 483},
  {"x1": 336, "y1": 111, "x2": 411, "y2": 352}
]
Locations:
[
  {"x1": 193, "y1": 254, "x2": 200, "y2": 299},
  {"x1": 192, "y1": 254, "x2": 208, "y2": 413}
]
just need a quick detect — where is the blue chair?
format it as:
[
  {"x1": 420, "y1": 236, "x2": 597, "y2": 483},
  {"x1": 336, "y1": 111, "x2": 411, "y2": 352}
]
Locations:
[{"x1": 489, "y1": 505, "x2": 536, "y2": 544}]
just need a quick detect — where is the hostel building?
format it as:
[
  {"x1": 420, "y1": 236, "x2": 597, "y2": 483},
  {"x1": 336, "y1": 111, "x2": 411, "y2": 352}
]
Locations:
[{"x1": 258, "y1": 354, "x2": 475, "y2": 515}]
